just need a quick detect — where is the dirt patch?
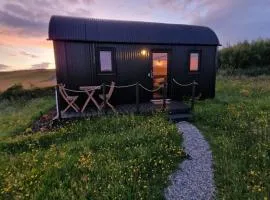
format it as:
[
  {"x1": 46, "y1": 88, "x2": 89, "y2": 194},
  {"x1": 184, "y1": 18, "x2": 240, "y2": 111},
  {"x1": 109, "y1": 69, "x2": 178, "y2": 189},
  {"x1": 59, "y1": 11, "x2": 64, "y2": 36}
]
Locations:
[{"x1": 31, "y1": 109, "x2": 57, "y2": 132}]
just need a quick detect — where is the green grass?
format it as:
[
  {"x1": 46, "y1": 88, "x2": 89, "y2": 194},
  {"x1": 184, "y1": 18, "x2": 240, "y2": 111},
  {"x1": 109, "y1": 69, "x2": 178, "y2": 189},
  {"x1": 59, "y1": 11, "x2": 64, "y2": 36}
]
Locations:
[
  {"x1": 195, "y1": 75, "x2": 270, "y2": 199},
  {"x1": 0, "y1": 96, "x2": 54, "y2": 138},
  {"x1": 2, "y1": 72, "x2": 269, "y2": 199},
  {"x1": 0, "y1": 114, "x2": 185, "y2": 199},
  {"x1": 0, "y1": 83, "x2": 184, "y2": 199}
]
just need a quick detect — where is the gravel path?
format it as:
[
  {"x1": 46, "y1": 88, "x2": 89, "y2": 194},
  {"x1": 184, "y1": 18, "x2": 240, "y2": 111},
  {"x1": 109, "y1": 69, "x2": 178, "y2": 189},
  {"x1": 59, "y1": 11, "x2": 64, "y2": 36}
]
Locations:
[{"x1": 164, "y1": 121, "x2": 215, "y2": 200}]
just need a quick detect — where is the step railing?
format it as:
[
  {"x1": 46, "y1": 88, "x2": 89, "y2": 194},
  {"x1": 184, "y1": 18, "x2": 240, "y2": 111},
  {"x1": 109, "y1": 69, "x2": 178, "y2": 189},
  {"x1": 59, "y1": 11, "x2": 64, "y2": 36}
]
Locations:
[{"x1": 172, "y1": 79, "x2": 198, "y2": 111}]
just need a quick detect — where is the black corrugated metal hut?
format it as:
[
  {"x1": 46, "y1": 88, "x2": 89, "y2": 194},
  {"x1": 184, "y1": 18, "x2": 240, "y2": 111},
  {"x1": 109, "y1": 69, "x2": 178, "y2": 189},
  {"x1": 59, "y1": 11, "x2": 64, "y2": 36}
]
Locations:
[{"x1": 48, "y1": 15, "x2": 220, "y2": 109}]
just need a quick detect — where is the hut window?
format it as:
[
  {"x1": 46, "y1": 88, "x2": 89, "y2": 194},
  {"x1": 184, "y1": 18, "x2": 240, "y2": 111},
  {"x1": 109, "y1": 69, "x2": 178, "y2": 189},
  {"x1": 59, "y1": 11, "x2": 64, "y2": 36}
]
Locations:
[
  {"x1": 99, "y1": 51, "x2": 113, "y2": 72},
  {"x1": 189, "y1": 52, "x2": 200, "y2": 72}
]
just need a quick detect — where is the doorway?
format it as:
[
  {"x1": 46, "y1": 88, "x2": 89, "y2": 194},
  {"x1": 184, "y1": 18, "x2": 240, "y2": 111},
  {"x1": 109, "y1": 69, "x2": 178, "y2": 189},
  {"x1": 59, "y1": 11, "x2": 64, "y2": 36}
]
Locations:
[{"x1": 152, "y1": 52, "x2": 168, "y2": 99}]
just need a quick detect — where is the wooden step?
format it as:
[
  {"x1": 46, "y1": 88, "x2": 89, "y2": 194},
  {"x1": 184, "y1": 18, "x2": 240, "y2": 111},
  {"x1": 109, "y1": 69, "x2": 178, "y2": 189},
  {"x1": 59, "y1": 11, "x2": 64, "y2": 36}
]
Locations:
[
  {"x1": 150, "y1": 99, "x2": 171, "y2": 105},
  {"x1": 167, "y1": 107, "x2": 191, "y2": 114},
  {"x1": 168, "y1": 113, "x2": 193, "y2": 122},
  {"x1": 166, "y1": 101, "x2": 191, "y2": 114}
]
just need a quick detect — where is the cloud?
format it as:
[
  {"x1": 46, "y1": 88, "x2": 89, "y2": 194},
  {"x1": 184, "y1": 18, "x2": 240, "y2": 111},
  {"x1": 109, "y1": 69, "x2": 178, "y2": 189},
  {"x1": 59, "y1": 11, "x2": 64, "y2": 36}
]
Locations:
[
  {"x1": 66, "y1": 8, "x2": 92, "y2": 17},
  {"x1": 0, "y1": 29, "x2": 10, "y2": 35},
  {"x1": 0, "y1": 10, "x2": 47, "y2": 37},
  {"x1": 31, "y1": 62, "x2": 51, "y2": 69},
  {"x1": 20, "y1": 51, "x2": 39, "y2": 58},
  {"x1": 0, "y1": 0, "x2": 94, "y2": 38},
  {"x1": 0, "y1": 0, "x2": 93, "y2": 53},
  {"x1": 0, "y1": 64, "x2": 11, "y2": 71},
  {"x1": 189, "y1": 0, "x2": 270, "y2": 45},
  {"x1": 146, "y1": 0, "x2": 270, "y2": 44},
  {"x1": 147, "y1": 0, "x2": 209, "y2": 15},
  {"x1": 4, "y1": 3, "x2": 31, "y2": 18},
  {"x1": 0, "y1": 0, "x2": 269, "y2": 49},
  {"x1": 82, "y1": 0, "x2": 95, "y2": 4}
]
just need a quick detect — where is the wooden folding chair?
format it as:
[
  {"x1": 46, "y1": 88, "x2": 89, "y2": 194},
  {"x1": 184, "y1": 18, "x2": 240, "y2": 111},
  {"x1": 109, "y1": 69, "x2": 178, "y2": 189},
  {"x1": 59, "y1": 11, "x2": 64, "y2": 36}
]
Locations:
[
  {"x1": 58, "y1": 84, "x2": 80, "y2": 113},
  {"x1": 99, "y1": 82, "x2": 116, "y2": 112}
]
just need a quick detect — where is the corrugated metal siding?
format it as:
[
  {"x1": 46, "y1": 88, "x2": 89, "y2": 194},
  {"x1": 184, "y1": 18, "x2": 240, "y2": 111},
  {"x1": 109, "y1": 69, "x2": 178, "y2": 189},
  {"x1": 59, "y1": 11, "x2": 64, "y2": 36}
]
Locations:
[
  {"x1": 53, "y1": 41, "x2": 69, "y2": 111},
  {"x1": 167, "y1": 45, "x2": 218, "y2": 99},
  {"x1": 198, "y1": 46, "x2": 213, "y2": 97},
  {"x1": 49, "y1": 16, "x2": 220, "y2": 46},
  {"x1": 53, "y1": 40, "x2": 217, "y2": 105},
  {"x1": 53, "y1": 41, "x2": 67, "y2": 84},
  {"x1": 49, "y1": 17, "x2": 86, "y2": 41},
  {"x1": 65, "y1": 42, "x2": 93, "y2": 88},
  {"x1": 93, "y1": 43, "x2": 153, "y2": 103},
  {"x1": 54, "y1": 41, "x2": 97, "y2": 108},
  {"x1": 114, "y1": 44, "x2": 152, "y2": 103}
]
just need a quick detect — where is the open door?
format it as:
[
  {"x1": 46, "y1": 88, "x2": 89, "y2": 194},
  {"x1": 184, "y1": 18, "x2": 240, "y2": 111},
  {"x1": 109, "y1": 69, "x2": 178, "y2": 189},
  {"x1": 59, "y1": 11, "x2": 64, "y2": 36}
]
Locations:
[{"x1": 151, "y1": 52, "x2": 168, "y2": 99}]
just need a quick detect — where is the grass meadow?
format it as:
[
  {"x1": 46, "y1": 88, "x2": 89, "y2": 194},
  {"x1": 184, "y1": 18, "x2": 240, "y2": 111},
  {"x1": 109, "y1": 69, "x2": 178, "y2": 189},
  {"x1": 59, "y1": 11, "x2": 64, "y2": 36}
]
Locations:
[
  {"x1": 0, "y1": 71, "x2": 269, "y2": 199},
  {"x1": 0, "y1": 97, "x2": 54, "y2": 138},
  {"x1": 195, "y1": 75, "x2": 270, "y2": 199},
  {"x1": 0, "y1": 114, "x2": 185, "y2": 199},
  {"x1": 0, "y1": 85, "x2": 185, "y2": 199},
  {"x1": 0, "y1": 69, "x2": 55, "y2": 92},
  {"x1": 0, "y1": 85, "x2": 55, "y2": 138}
]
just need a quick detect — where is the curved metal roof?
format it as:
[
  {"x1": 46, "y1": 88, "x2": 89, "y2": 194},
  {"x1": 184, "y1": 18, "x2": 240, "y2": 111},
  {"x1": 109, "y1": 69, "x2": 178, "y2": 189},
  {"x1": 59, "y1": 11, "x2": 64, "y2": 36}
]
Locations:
[{"x1": 48, "y1": 16, "x2": 220, "y2": 45}]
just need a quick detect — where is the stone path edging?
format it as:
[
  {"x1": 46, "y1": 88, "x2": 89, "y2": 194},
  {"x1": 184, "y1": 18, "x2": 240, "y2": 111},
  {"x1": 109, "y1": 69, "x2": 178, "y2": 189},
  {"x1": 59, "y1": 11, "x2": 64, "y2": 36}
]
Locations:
[{"x1": 165, "y1": 121, "x2": 215, "y2": 200}]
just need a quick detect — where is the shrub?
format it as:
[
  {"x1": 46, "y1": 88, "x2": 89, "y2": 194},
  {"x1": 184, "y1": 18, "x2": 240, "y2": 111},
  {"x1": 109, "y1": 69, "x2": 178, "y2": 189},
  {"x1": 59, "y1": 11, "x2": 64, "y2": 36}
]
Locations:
[
  {"x1": 218, "y1": 39, "x2": 270, "y2": 72},
  {"x1": 0, "y1": 84, "x2": 54, "y2": 101}
]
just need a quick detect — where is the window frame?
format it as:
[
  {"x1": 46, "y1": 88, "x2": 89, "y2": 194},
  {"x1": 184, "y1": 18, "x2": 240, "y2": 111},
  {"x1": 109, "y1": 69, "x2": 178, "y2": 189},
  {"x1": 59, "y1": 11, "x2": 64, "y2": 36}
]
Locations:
[
  {"x1": 188, "y1": 50, "x2": 201, "y2": 73},
  {"x1": 96, "y1": 47, "x2": 116, "y2": 74}
]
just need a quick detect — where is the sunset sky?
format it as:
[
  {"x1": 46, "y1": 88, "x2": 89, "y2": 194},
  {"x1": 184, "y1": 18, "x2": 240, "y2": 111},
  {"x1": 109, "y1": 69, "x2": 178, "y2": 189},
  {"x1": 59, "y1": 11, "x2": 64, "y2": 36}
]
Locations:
[{"x1": 0, "y1": 0, "x2": 269, "y2": 71}]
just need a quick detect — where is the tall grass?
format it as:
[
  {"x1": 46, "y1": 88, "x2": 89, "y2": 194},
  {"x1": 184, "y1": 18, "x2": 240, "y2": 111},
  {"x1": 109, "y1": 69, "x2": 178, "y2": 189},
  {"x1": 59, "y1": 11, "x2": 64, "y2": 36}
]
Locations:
[{"x1": 0, "y1": 84, "x2": 55, "y2": 138}]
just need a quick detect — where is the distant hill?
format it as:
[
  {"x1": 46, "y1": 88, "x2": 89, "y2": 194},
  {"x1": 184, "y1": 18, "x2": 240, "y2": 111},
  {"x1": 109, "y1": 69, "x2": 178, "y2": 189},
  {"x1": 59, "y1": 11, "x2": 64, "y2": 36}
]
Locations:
[{"x1": 0, "y1": 69, "x2": 56, "y2": 92}]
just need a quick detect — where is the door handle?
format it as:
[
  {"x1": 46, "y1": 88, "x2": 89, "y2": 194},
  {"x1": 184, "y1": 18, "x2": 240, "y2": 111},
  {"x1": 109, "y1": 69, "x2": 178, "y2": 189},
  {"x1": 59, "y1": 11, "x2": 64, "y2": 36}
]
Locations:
[{"x1": 148, "y1": 71, "x2": 153, "y2": 78}]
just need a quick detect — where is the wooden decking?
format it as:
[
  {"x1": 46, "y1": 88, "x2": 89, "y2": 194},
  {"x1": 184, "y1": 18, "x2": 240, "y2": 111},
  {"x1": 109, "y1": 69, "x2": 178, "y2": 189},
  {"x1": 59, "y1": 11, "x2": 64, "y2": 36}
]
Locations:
[{"x1": 60, "y1": 100, "x2": 192, "y2": 121}]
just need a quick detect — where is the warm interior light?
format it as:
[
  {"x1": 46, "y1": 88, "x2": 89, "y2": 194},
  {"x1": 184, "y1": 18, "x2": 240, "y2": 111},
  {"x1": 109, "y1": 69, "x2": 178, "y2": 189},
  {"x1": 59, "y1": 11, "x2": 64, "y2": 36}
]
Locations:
[
  {"x1": 141, "y1": 49, "x2": 147, "y2": 56},
  {"x1": 156, "y1": 60, "x2": 162, "y2": 66}
]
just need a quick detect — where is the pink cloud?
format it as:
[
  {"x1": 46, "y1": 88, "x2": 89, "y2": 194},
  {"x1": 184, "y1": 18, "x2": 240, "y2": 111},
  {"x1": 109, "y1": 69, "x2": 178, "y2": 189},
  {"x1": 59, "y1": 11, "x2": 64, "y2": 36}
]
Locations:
[
  {"x1": 31, "y1": 62, "x2": 51, "y2": 69},
  {"x1": 0, "y1": 64, "x2": 11, "y2": 71},
  {"x1": 20, "y1": 51, "x2": 39, "y2": 58}
]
